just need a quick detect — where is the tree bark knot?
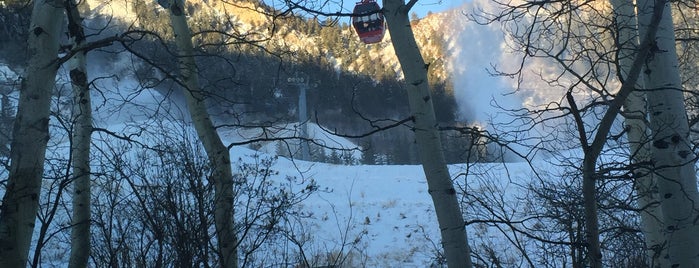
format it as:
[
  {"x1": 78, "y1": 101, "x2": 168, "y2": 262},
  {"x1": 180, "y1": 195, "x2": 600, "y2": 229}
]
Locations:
[
  {"x1": 653, "y1": 134, "x2": 684, "y2": 150},
  {"x1": 69, "y1": 69, "x2": 87, "y2": 88},
  {"x1": 32, "y1": 27, "x2": 44, "y2": 36},
  {"x1": 670, "y1": 134, "x2": 681, "y2": 144},
  {"x1": 653, "y1": 138, "x2": 669, "y2": 149},
  {"x1": 678, "y1": 150, "x2": 691, "y2": 159}
]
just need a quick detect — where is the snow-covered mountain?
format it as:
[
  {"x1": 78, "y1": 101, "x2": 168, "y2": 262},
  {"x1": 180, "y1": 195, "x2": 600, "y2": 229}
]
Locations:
[
  {"x1": 0, "y1": 53, "x2": 644, "y2": 267},
  {"x1": 81, "y1": 0, "x2": 460, "y2": 87},
  {"x1": 0, "y1": 53, "x2": 553, "y2": 267},
  {"x1": 0, "y1": 61, "x2": 473, "y2": 266},
  {"x1": 0, "y1": 0, "x2": 662, "y2": 266}
]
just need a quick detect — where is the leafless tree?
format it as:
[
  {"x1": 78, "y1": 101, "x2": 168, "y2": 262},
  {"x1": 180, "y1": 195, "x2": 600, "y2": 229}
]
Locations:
[
  {"x1": 0, "y1": 0, "x2": 65, "y2": 266},
  {"x1": 464, "y1": 0, "x2": 699, "y2": 266},
  {"x1": 88, "y1": 120, "x2": 318, "y2": 267}
]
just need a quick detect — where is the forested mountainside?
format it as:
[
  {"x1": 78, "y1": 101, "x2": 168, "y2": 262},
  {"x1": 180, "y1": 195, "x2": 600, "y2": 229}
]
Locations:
[{"x1": 0, "y1": 0, "x2": 490, "y2": 164}]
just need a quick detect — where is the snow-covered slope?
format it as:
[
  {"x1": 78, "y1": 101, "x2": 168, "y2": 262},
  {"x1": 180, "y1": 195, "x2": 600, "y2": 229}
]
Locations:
[
  {"x1": 0, "y1": 58, "x2": 540, "y2": 267},
  {"x1": 84, "y1": 116, "x2": 539, "y2": 266}
]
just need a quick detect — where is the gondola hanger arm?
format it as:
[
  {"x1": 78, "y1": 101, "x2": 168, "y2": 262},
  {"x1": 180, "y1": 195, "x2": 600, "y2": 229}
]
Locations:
[{"x1": 405, "y1": 0, "x2": 418, "y2": 11}]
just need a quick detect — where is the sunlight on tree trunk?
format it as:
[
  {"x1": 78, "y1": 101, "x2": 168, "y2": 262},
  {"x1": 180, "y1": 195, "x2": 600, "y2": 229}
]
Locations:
[
  {"x1": 66, "y1": 0, "x2": 92, "y2": 266},
  {"x1": 638, "y1": 0, "x2": 699, "y2": 265},
  {"x1": 383, "y1": 0, "x2": 473, "y2": 267},
  {"x1": 0, "y1": 0, "x2": 64, "y2": 267},
  {"x1": 610, "y1": 0, "x2": 666, "y2": 265},
  {"x1": 167, "y1": 1, "x2": 238, "y2": 267},
  {"x1": 567, "y1": 0, "x2": 666, "y2": 266}
]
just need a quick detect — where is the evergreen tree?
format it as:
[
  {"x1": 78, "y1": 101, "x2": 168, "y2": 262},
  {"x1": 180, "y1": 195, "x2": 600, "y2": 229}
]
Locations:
[{"x1": 361, "y1": 140, "x2": 376, "y2": 165}]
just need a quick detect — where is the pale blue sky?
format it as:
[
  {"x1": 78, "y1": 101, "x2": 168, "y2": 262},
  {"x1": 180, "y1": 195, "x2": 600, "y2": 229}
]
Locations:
[
  {"x1": 407, "y1": 0, "x2": 464, "y2": 18},
  {"x1": 271, "y1": 0, "x2": 467, "y2": 21}
]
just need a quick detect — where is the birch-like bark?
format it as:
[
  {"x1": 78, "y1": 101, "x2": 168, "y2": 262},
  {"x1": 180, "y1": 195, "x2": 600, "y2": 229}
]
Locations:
[
  {"x1": 610, "y1": 0, "x2": 666, "y2": 266},
  {"x1": 66, "y1": 0, "x2": 92, "y2": 266},
  {"x1": 167, "y1": 1, "x2": 238, "y2": 267},
  {"x1": 567, "y1": 0, "x2": 665, "y2": 266},
  {"x1": 637, "y1": 0, "x2": 699, "y2": 265},
  {"x1": 0, "y1": 0, "x2": 64, "y2": 267},
  {"x1": 383, "y1": 0, "x2": 473, "y2": 267}
]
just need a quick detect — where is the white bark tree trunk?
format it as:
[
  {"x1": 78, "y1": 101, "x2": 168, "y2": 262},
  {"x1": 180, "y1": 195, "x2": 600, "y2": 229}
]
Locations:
[
  {"x1": 66, "y1": 0, "x2": 92, "y2": 266},
  {"x1": 567, "y1": 0, "x2": 665, "y2": 266},
  {"x1": 637, "y1": 0, "x2": 699, "y2": 266},
  {"x1": 383, "y1": 0, "x2": 473, "y2": 267},
  {"x1": 0, "y1": 0, "x2": 64, "y2": 267},
  {"x1": 621, "y1": 68, "x2": 667, "y2": 268},
  {"x1": 167, "y1": 1, "x2": 238, "y2": 267},
  {"x1": 610, "y1": 0, "x2": 666, "y2": 266}
]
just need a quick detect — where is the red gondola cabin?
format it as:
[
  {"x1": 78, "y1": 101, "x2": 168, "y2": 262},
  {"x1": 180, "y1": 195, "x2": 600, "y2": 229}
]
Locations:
[{"x1": 351, "y1": 0, "x2": 385, "y2": 44}]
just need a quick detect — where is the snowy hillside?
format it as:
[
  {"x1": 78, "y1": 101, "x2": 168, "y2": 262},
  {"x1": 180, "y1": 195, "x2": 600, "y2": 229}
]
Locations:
[
  {"x1": 1, "y1": 0, "x2": 667, "y2": 265},
  {"x1": 68, "y1": 119, "x2": 540, "y2": 267},
  {"x1": 75, "y1": 70, "x2": 450, "y2": 266},
  {"x1": 0, "y1": 60, "x2": 555, "y2": 267}
]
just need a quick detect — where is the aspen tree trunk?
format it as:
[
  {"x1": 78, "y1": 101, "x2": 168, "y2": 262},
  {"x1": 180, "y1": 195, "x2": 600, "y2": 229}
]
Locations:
[
  {"x1": 167, "y1": 1, "x2": 238, "y2": 267},
  {"x1": 383, "y1": 0, "x2": 473, "y2": 267},
  {"x1": 610, "y1": 0, "x2": 666, "y2": 266},
  {"x1": 580, "y1": 160, "x2": 602, "y2": 268},
  {"x1": 66, "y1": 0, "x2": 92, "y2": 266},
  {"x1": 0, "y1": 0, "x2": 64, "y2": 267},
  {"x1": 571, "y1": 1, "x2": 665, "y2": 266},
  {"x1": 637, "y1": 0, "x2": 699, "y2": 266}
]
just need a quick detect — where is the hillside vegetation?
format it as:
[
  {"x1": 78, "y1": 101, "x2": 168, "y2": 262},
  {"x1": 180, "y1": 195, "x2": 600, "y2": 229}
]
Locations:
[{"x1": 0, "y1": 0, "x2": 490, "y2": 164}]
